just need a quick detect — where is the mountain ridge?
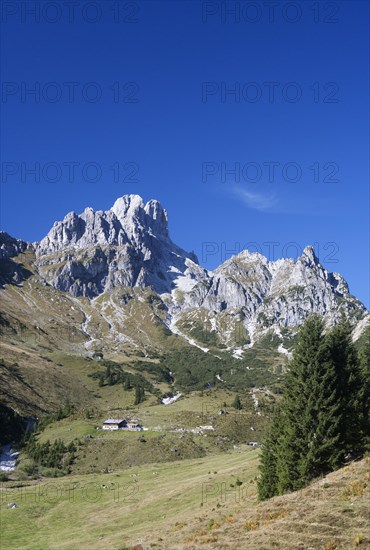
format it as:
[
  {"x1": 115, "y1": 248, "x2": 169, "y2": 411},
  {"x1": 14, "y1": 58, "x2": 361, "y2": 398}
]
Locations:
[{"x1": 0, "y1": 194, "x2": 368, "y2": 357}]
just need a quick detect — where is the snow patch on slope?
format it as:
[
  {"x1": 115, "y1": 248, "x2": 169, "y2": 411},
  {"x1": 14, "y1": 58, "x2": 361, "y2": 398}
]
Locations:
[
  {"x1": 162, "y1": 392, "x2": 182, "y2": 405},
  {"x1": 168, "y1": 314, "x2": 209, "y2": 353}
]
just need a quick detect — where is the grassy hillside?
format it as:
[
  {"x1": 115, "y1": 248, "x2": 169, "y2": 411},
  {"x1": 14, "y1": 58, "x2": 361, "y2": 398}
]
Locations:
[
  {"x1": 1, "y1": 448, "x2": 259, "y2": 549},
  {"x1": 1, "y1": 254, "x2": 369, "y2": 549},
  {"x1": 2, "y1": 254, "x2": 367, "y2": 425},
  {"x1": 10, "y1": 388, "x2": 270, "y2": 475},
  {"x1": 1, "y1": 452, "x2": 368, "y2": 549},
  {"x1": 0, "y1": 270, "x2": 283, "y2": 422}
]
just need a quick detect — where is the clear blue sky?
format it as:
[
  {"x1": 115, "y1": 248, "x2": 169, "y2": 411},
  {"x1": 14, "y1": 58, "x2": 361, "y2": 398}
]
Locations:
[{"x1": 1, "y1": 1, "x2": 369, "y2": 308}]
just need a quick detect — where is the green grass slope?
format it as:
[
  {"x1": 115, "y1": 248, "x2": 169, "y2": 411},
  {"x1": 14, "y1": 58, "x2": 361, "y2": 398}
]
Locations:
[{"x1": 1, "y1": 453, "x2": 368, "y2": 549}]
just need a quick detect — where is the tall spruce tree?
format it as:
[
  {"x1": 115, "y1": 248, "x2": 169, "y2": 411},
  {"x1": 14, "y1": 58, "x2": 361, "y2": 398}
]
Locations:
[
  {"x1": 274, "y1": 315, "x2": 331, "y2": 493},
  {"x1": 298, "y1": 333, "x2": 343, "y2": 482},
  {"x1": 134, "y1": 385, "x2": 145, "y2": 405},
  {"x1": 358, "y1": 325, "x2": 370, "y2": 451},
  {"x1": 325, "y1": 321, "x2": 363, "y2": 457},
  {"x1": 258, "y1": 316, "x2": 366, "y2": 500},
  {"x1": 257, "y1": 404, "x2": 283, "y2": 500}
]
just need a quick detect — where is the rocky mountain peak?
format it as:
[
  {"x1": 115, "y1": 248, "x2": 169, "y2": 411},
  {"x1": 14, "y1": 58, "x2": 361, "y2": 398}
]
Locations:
[
  {"x1": 0, "y1": 232, "x2": 29, "y2": 260},
  {"x1": 299, "y1": 245, "x2": 320, "y2": 266},
  {"x1": 1, "y1": 196, "x2": 367, "y2": 339},
  {"x1": 111, "y1": 194, "x2": 144, "y2": 224},
  {"x1": 111, "y1": 195, "x2": 169, "y2": 242},
  {"x1": 32, "y1": 195, "x2": 198, "y2": 297},
  {"x1": 36, "y1": 195, "x2": 171, "y2": 255},
  {"x1": 144, "y1": 199, "x2": 169, "y2": 238}
]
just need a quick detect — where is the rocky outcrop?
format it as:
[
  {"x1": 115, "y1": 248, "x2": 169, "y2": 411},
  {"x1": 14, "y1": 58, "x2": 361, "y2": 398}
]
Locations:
[
  {"x1": 3, "y1": 195, "x2": 367, "y2": 342},
  {"x1": 34, "y1": 195, "x2": 201, "y2": 297},
  {"x1": 0, "y1": 232, "x2": 29, "y2": 260},
  {"x1": 172, "y1": 246, "x2": 366, "y2": 337}
]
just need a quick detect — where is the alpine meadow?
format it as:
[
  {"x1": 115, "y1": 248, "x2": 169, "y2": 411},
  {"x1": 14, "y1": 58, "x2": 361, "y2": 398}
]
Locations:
[{"x1": 1, "y1": 1, "x2": 369, "y2": 549}]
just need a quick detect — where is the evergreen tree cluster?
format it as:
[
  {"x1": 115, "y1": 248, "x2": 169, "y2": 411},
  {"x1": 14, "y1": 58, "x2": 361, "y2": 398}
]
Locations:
[
  {"x1": 89, "y1": 360, "x2": 150, "y2": 405},
  {"x1": 37, "y1": 401, "x2": 75, "y2": 431},
  {"x1": 55, "y1": 401, "x2": 74, "y2": 421},
  {"x1": 231, "y1": 395, "x2": 242, "y2": 410},
  {"x1": 160, "y1": 347, "x2": 276, "y2": 391},
  {"x1": 90, "y1": 360, "x2": 156, "y2": 397},
  {"x1": 258, "y1": 317, "x2": 369, "y2": 500},
  {"x1": 26, "y1": 436, "x2": 76, "y2": 470},
  {"x1": 134, "y1": 385, "x2": 145, "y2": 405}
]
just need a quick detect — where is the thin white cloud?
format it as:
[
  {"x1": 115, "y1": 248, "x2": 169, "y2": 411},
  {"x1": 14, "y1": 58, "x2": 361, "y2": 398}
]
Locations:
[{"x1": 232, "y1": 187, "x2": 277, "y2": 212}]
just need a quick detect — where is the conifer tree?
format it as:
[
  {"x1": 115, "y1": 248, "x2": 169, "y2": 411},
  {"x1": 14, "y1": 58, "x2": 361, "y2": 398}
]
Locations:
[
  {"x1": 124, "y1": 377, "x2": 131, "y2": 391},
  {"x1": 257, "y1": 404, "x2": 283, "y2": 499},
  {"x1": 358, "y1": 326, "x2": 370, "y2": 451},
  {"x1": 231, "y1": 395, "x2": 242, "y2": 410},
  {"x1": 258, "y1": 315, "x2": 367, "y2": 500},
  {"x1": 274, "y1": 316, "x2": 327, "y2": 493},
  {"x1": 134, "y1": 385, "x2": 145, "y2": 405},
  {"x1": 325, "y1": 321, "x2": 363, "y2": 457}
]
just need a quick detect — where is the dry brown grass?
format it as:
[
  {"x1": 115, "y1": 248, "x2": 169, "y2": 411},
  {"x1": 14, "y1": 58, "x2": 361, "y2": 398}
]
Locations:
[{"x1": 143, "y1": 457, "x2": 370, "y2": 549}]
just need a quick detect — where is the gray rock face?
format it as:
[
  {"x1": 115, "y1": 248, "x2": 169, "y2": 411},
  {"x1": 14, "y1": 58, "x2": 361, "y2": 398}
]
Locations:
[
  {"x1": 174, "y1": 246, "x2": 366, "y2": 337},
  {"x1": 4, "y1": 195, "x2": 367, "y2": 339},
  {"x1": 36, "y1": 195, "x2": 169, "y2": 253},
  {"x1": 34, "y1": 195, "x2": 200, "y2": 297},
  {"x1": 0, "y1": 232, "x2": 29, "y2": 260}
]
